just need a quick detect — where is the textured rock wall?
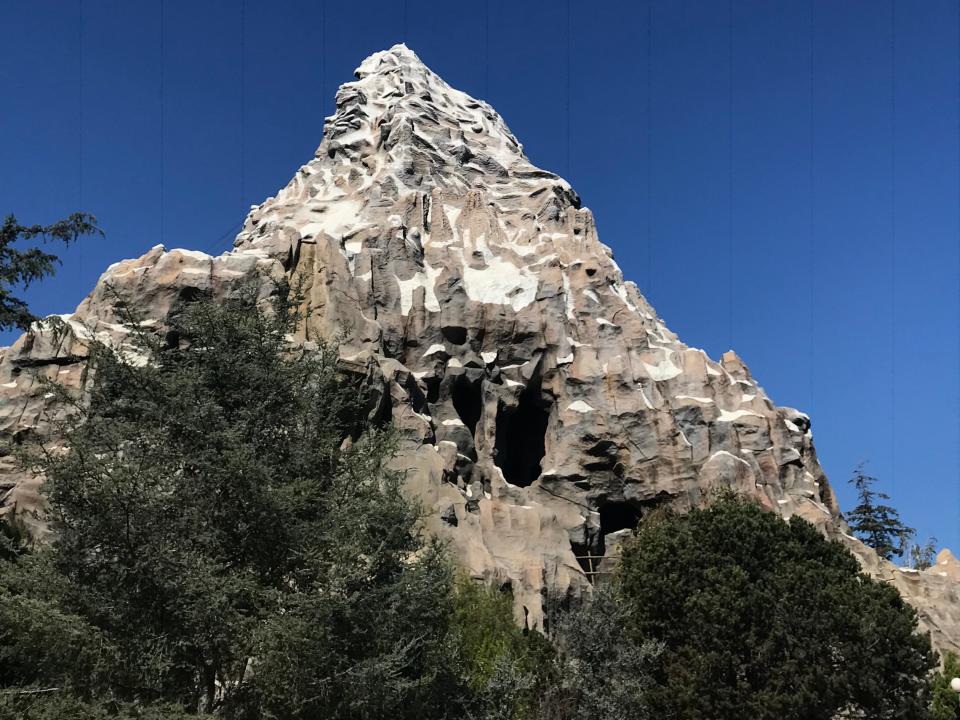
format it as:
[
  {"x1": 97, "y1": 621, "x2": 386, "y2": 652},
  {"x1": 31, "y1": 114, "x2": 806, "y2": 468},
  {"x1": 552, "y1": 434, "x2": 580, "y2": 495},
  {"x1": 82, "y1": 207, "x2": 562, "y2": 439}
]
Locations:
[{"x1": 1, "y1": 45, "x2": 956, "y2": 654}]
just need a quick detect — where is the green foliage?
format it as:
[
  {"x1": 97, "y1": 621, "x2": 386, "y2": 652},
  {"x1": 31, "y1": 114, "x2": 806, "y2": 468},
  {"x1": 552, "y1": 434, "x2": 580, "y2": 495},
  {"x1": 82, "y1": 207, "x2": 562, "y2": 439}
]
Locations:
[
  {"x1": 0, "y1": 213, "x2": 101, "y2": 331},
  {"x1": 0, "y1": 287, "x2": 458, "y2": 718},
  {"x1": 847, "y1": 463, "x2": 915, "y2": 561},
  {"x1": 931, "y1": 652, "x2": 960, "y2": 719},
  {"x1": 616, "y1": 493, "x2": 935, "y2": 720},
  {"x1": 0, "y1": 512, "x2": 31, "y2": 561},
  {"x1": 543, "y1": 588, "x2": 660, "y2": 720},
  {"x1": 909, "y1": 537, "x2": 939, "y2": 571},
  {"x1": 0, "y1": 270, "x2": 942, "y2": 719},
  {"x1": 451, "y1": 578, "x2": 530, "y2": 690},
  {"x1": 448, "y1": 577, "x2": 553, "y2": 720},
  {"x1": 0, "y1": 692, "x2": 208, "y2": 720}
]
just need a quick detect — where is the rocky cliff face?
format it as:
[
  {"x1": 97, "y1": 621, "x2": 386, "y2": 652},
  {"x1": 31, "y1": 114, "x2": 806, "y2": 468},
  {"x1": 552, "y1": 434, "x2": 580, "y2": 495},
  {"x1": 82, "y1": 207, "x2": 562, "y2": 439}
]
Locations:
[{"x1": 1, "y1": 45, "x2": 957, "y2": 654}]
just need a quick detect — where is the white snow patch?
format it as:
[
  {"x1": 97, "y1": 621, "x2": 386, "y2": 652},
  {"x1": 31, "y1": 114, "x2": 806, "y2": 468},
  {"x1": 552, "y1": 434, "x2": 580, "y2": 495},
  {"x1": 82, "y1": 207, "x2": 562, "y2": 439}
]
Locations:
[
  {"x1": 638, "y1": 386, "x2": 654, "y2": 409},
  {"x1": 708, "y1": 450, "x2": 751, "y2": 467},
  {"x1": 169, "y1": 248, "x2": 212, "y2": 261},
  {"x1": 643, "y1": 356, "x2": 682, "y2": 381},
  {"x1": 422, "y1": 344, "x2": 446, "y2": 357},
  {"x1": 675, "y1": 395, "x2": 713, "y2": 404},
  {"x1": 298, "y1": 222, "x2": 325, "y2": 240},
  {"x1": 611, "y1": 282, "x2": 638, "y2": 312},
  {"x1": 561, "y1": 273, "x2": 576, "y2": 320},
  {"x1": 481, "y1": 351, "x2": 498, "y2": 364},
  {"x1": 461, "y1": 252, "x2": 537, "y2": 311},
  {"x1": 717, "y1": 408, "x2": 763, "y2": 422},
  {"x1": 395, "y1": 261, "x2": 442, "y2": 315},
  {"x1": 583, "y1": 289, "x2": 599, "y2": 304},
  {"x1": 557, "y1": 353, "x2": 574, "y2": 365},
  {"x1": 565, "y1": 400, "x2": 594, "y2": 413},
  {"x1": 442, "y1": 418, "x2": 465, "y2": 427},
  {"x1": 317, "y1": 198, "x2": 362, "y2": 237}
]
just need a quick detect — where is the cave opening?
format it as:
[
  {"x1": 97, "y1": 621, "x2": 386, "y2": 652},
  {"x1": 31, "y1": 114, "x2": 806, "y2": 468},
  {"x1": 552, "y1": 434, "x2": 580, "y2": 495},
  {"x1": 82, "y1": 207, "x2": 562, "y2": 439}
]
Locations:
[
  {"x1": 494, "y1": 374, "x2": 550, "y2": 487},
  {"x1": 450, "y1": 374, "x2": 482, "y2": 437},
  {"x1": 598, "y1": 501, "x2": 642, "y2": 555}
]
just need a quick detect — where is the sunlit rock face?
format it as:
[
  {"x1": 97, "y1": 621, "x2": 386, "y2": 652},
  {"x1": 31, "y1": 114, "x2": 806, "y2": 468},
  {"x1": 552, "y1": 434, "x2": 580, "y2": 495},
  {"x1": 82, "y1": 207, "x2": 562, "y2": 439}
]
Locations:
[{"x1": 1, "y1": 45, "x2": 956, "y2": 654}]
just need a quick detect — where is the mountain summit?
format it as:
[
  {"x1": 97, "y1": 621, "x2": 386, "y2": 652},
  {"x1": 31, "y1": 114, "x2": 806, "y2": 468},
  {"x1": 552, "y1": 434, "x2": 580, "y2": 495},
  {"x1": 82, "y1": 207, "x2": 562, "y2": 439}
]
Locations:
[{"x1": 2, "y1": 45, "x2": 957, "y2": 653}]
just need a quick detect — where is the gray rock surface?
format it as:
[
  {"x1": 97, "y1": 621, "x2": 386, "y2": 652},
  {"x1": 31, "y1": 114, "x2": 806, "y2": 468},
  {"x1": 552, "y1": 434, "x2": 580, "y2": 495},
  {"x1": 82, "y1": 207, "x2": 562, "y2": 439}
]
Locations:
[{"x1": 1, "y1": 44, "x2": 956, "y2": 654}]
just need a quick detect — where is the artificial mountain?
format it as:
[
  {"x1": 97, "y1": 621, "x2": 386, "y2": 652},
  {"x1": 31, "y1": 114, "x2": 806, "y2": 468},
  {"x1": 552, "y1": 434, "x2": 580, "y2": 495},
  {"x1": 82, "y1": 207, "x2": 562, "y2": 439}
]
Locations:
[{"x1": 1, "y1": 45, "x2": 957, "y2": 654}]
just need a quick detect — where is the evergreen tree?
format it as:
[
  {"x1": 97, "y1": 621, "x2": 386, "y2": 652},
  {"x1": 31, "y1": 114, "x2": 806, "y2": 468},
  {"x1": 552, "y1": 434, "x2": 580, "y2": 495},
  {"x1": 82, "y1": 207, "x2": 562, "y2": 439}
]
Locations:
[
  {"x1": 615, "y1": 494, "x2": 935, "y2": 720},
  {"x1": 542, "y1": 588, "x2": 660, "y2": 720},
  {"x1": 0, "y1": 213, "x2": 101, "y2": 331},
  {"x1": 908, "y1": 537, "x2": 939, "y2": 571},
  {"x1": 447, "y1": 578, "x2": 553, "y2": 720},
  {"x1": 931, "y1": 652, "x2": 960, "y2": 720},
  {"x1": 0, "y1": 286, "x2": 458, "y2": 719},
  {"x1": 846, "y1": 463, "x2": 914, "y2": 561}
]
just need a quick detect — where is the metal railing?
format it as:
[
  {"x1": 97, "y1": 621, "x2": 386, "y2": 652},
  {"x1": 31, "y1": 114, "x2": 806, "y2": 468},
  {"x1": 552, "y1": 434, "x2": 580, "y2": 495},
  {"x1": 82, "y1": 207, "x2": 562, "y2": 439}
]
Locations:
[{"x1": 574, "y1": 553, "x2": 621, "y2": 583}]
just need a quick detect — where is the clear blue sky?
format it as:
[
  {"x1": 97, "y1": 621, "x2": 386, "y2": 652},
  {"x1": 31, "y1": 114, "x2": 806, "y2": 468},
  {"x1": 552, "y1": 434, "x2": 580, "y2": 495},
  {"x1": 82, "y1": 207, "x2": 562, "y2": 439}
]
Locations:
[{"x1": 2, "y1": 0, "x2": 958, "y2": 553}]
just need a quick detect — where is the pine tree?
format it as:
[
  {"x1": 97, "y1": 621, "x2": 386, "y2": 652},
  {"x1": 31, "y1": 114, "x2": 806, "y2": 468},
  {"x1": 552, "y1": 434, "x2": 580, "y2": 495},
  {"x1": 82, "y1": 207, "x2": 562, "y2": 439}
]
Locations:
[
  {"x1": 0, "y1": 285, "x2": 459, "y2": 719},
  {"x1": 616, "y1": 494, "x2": 935, "y2": 720},
  {"x1": 931, "y1": 652, "x2": 960, "y2": 719},
  {"x1": 908, "y1": 537, "x2": 939, "y2": 571},
  {"x1": 0, "y1": 213, "x2": 101, "y2": 331},
  {"x1": 846, "y1": 463, "x2": 914, "y2": 561}
]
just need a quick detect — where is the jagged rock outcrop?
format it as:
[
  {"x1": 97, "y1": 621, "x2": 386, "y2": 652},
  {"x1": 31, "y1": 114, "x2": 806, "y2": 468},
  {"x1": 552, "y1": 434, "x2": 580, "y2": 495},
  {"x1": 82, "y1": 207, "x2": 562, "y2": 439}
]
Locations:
[{"x1": 1, "y1": 45, "x2": 956, "y2": 653}]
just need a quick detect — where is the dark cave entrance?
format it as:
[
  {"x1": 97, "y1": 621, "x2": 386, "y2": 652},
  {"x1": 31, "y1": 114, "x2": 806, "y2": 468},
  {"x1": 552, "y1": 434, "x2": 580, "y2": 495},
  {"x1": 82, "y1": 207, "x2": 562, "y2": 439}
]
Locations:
[
  {"x1": 598, "y1": 501, "x2": 642, "y2": 555},
  {"x1": 494, "y1": 373, "x2": 550, "y2": 487},
  {"x1": 451, "y1": 373, "x2": 482, "y2": 438}
]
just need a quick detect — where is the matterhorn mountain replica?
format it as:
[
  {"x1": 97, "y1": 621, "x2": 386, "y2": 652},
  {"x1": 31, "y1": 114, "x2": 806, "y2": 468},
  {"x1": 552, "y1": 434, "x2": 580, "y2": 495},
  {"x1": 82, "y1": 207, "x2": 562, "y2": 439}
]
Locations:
[{"x1": 1, "y1": 45, "x2": 957, "y2": 653}]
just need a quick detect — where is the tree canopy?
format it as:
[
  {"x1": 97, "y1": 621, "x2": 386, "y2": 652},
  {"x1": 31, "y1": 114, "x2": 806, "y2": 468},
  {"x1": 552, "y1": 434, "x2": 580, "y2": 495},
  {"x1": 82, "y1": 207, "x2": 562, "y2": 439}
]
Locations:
[
  {"x1": 0, "y1": 287, "x2": 459, "y2": 719},
  {"x1": 931, "y1": 652, "x2": 960, "y2": 720},
  {"x1": 847, "y1": 463, "x2": 915, "y2": 561},
  {"x1": 0, "y1": 278, "x2": 945, "y2": 720},
  {"x1": 615, "y1": 494, "x2": 936, "y2": 720},
  {"x1": 0, "y1": 213, "x2": 101, "y2": 331}
]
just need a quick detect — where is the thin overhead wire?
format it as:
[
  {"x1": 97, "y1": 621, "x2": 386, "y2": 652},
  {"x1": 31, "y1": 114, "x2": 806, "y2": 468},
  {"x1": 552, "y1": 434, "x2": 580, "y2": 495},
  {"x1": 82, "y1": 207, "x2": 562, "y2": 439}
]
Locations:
[
  {"x1": 159, "y1": 0, "x2": 165, "y2": 247},
  {"x1": 808, "y1": 0, "x2": 815, "y2": 411},
  {"x1": 78, "y1": 0, "x2": 85, "y2": 286},
  {"x1": 646, "y1": 0, "x2": 653, "y2": 296},
  {"x1": 240, "y1": 0, "x2": 246, "y2": 218},
  {"x1": 321, "y1": 1, "x2": 326, "y2": 111},
  {"x1": 956, "y1": 0, "x2": 960, "y2": 540},
  {"x1": 728, "y1": 0, "x2": 734, "y2": 351},
  {"x1": 889, "y1": 0, "x2": 897, "y2": 492},
  {"x1": 566, "y1": 0, "x2": 571, "y2": 177},
  {"x1": 200, "y1": 221, "x2": 245, "y2": 256},
  {"x1": 484, "y1": 0, "x2": 490, "y2": 99}
]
